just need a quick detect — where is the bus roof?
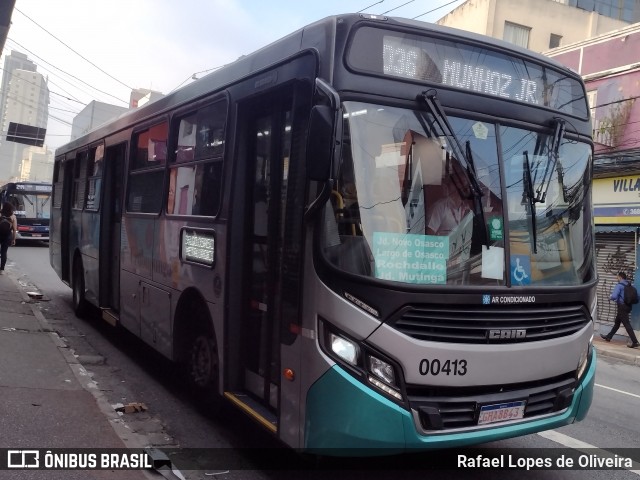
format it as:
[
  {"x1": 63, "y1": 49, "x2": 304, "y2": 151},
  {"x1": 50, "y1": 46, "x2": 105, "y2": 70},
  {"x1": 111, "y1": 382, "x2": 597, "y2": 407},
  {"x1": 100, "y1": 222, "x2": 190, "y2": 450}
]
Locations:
[{"x1": 56, "y1": 13, "x2": 583, "y2": 156}]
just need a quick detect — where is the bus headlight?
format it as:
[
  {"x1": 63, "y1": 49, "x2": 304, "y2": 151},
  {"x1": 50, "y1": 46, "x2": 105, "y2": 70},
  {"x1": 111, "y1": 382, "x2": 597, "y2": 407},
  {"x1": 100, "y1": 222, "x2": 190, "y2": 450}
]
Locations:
[
  {"x1": 367, "y1": 355, "x2": 402, "y2": 400},
  {"x1": 577, "y1": 335, "x2": 593, "y2": 380},
  {"x1": 367, "y1": 375, "x2": 403, "y2": 400},
  {"x1": 319, "y1": 318, "x2": 405, "y2": 403},
  {"x1": 368, "y1": 355, "x2": 396, "y2": 385},
  {"x1": 330, "y1": 333, "x2": 359, "y2": 366}
]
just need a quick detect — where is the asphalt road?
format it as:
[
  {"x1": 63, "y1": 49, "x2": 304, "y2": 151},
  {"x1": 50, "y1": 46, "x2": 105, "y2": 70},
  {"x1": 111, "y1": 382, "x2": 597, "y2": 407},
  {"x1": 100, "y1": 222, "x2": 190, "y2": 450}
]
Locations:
[{"x1": 6, "y1": 243, "x2": 640, "y2": 479}]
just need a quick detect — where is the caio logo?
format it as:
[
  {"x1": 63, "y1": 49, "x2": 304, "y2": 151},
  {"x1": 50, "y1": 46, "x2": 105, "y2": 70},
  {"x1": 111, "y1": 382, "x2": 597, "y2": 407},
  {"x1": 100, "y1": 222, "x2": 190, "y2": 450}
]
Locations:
[{"x1": 487, "y1": 329, "x2": 527, "y2": 340}]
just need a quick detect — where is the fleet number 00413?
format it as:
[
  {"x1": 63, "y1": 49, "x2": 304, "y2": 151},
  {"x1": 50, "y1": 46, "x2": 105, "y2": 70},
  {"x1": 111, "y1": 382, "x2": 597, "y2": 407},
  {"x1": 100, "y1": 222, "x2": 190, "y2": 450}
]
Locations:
[{"x1": 419, "y1": 358, "x2": 468, "y2": 376}]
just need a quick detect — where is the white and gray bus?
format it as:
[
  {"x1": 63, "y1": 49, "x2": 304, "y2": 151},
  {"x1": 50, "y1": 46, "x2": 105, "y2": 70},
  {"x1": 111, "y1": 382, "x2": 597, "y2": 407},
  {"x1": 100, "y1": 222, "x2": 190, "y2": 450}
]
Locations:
[{"x1": 50, "y1": 14, "x2": 596, "y2": 453}]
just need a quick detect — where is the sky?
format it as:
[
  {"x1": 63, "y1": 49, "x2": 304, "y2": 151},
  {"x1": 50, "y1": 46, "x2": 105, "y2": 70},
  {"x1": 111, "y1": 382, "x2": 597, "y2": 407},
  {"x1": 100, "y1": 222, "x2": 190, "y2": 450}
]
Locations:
[{"x1": 2, "y1": 0, "x2": 466, "y2": 151}]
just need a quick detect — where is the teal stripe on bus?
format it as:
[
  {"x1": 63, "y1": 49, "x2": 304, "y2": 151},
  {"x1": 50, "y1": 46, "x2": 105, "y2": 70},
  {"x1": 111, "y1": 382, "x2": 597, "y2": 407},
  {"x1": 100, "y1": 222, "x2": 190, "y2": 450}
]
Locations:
[{"x1": 304, "y1": 351, "x2": 596, "y2": 453}]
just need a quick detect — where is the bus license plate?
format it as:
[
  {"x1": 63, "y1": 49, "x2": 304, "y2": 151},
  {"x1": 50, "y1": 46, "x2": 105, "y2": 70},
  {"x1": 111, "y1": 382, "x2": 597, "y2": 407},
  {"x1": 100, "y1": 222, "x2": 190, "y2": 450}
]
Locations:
[{"x1": 478, "y1": 401, "x2": 526, "y2": 425}]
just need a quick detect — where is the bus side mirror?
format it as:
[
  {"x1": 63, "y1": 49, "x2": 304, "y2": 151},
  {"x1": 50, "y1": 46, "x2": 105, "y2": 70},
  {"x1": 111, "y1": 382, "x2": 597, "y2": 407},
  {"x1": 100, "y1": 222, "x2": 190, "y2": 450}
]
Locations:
[{"x1": 306, "y1": 105, "x2": 334, "y2": 181}]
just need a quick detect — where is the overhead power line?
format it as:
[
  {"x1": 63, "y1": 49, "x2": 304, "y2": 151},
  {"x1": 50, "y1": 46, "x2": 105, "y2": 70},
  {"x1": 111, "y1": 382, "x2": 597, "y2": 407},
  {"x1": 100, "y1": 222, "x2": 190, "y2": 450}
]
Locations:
[
  {"x1": 593, "y1": 95, "x2": 640, "y2": 110},
  {"x1": 2, "y1": 88, "x2": 79, "y2": 119},
  {"x1": 0, "y1": 66, "x2": 87, "y2": 105},
  {"x1": 382, "y1": 0, "x2": 416, "y2": 15},
  {"x1": 14, "y1": 8, "x2": 134, "y2": 92},
  {"x1": 5, "y1": 38, "x2": 128, "y2": 105},
  {"x1": 48, "y1": 105, "x2": 80, "y2": 115},
  {"x1": 47, "y1": 113, "x2": 73, "y2": 127},
  {"x1": 358, "y1": 1, "x2": 384, "y2": 13},
  {"x1": 413, "y1": 0, "x2": 461, "y2": 19},
  {"x1": 169, "y1": 64, "x2": 228, "y2": 93}
]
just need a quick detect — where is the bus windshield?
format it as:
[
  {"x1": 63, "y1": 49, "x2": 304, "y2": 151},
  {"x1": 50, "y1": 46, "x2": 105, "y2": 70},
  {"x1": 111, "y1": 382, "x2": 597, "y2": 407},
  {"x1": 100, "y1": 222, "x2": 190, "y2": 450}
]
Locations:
[
  {"x1": 320, "y1": 101, "x2": 594, "y2": 286},
  {"x1": 9, "y1": 191, "x2": 51, "y2": 219}
]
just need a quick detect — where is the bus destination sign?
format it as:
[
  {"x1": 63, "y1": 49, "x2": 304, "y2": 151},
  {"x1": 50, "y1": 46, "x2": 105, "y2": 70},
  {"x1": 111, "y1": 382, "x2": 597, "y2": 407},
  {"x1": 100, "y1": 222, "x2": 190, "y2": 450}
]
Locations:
[
  {"x1": 181, "y1": 229, "x2": 215, "y2": 267},
  {"x1": 384, "y1": 49, "x2": 540, "y2": 105},
  {"x1": 380, "y1": 35, "x2": 553, "y2": 108},
  {"x1": 346, "y1": 26, "x2": 588, "y2": 118},
  {"x1": 15, "y1": 183, "x2": 52, "y2": 192}
]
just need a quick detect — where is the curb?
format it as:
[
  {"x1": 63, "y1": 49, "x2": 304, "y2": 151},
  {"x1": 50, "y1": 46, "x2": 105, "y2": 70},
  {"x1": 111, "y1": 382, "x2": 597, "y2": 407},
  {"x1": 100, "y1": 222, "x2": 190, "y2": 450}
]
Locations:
[{"x1": 594, "y1": 344, "x2": 640, "y2": 366}]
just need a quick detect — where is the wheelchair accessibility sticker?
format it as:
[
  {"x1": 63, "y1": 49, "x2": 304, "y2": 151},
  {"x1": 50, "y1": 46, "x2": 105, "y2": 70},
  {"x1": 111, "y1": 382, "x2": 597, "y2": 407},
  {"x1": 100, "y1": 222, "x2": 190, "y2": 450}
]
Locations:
[{"x1": 510, "y1": 255, "x2": 531, "y2": 286}]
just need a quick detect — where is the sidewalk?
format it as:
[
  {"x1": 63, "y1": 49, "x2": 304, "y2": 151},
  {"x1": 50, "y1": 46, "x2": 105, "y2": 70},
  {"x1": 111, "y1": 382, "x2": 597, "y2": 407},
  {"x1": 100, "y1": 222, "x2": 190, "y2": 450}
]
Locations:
[
  {"x1": 593, "y1": 327, "x2": 640, "y2": 366},
  {"x1": 0, "y1": 269, "x2": 162, "y2": 479}
]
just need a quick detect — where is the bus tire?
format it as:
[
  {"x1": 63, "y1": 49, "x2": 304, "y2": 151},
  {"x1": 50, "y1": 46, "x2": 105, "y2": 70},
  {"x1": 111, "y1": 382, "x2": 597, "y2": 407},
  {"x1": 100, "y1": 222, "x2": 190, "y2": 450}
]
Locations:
[
  {"x1": 185, "y1": 324, "x2": 222, "y2": 410},
  {"x1": 72, "y1": 258, "x2": 89, "y2": 318}
]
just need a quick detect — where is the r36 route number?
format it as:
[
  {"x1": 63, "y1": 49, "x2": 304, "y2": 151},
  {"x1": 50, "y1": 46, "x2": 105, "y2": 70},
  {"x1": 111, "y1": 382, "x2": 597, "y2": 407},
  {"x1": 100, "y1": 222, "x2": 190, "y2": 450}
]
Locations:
[{"x1": 419, "y1": 358, "x2": 467, "y2": 376}]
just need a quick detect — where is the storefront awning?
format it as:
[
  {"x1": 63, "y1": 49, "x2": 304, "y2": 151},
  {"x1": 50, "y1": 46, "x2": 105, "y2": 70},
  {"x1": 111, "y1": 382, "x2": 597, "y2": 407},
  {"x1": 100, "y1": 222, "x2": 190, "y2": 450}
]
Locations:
[{"x1": 595, "y1": 225, "x2": 637, "y2": 233}]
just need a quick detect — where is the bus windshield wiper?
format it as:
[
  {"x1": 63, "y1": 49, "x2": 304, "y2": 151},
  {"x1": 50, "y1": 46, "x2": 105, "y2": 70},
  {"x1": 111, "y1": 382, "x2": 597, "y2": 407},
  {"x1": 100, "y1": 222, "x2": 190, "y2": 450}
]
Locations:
[
  {"x1": 418, "y1": 91, "x2": 483, "y2": 199},
  {"x1": 418, "y1": 90, "x2": 489, "y2": 246},
  {"x1": 535, "y1": 119, "x2": 565, "y2": 203},
  {"x1": 401, "y1": 140, "x2": 413, "y2": 207},
  {"x1": 523, "y1": 151, "x2": 538, "y2": 254}
]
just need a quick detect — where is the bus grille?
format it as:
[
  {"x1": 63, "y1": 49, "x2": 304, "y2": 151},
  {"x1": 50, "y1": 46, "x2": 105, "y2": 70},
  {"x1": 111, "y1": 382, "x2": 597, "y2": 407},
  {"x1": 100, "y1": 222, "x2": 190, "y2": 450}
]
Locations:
[
  {"x1": 391, "y1": 304, "x2": 590, "y2": 343},
  {"x1": 407, "y1": 373, "x2": 576, "y2": 431}
]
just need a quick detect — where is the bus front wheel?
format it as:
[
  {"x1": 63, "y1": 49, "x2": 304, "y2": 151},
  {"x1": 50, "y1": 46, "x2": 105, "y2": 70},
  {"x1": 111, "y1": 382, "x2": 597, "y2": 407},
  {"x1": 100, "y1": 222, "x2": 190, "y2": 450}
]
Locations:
[
  {"x1": 72, "y1": 259, "x2": 89, "y2": 318},
  {"x1": 186, "y1": 330, "x2": 221, "y2": 406}
]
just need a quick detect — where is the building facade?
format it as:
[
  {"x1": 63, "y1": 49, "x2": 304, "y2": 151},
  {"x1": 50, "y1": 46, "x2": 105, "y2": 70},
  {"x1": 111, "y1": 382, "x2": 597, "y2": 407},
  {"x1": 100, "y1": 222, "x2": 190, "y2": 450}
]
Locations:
[
  {"x1": 437, "y1": 0, "x2": 633, "y2": 52},
  {"x1": 70, "y1": 101, "x2": 128, "y2": 141},
  {"x1": 0, "y1": 51, "x2": 36, "y2": 123},
  {"x1": 0, "y1": 51, "x2": 49, "y2": 182},
  {"x1": 129, "y1": 88, "x2": 164, "y2": 109},
  {"x1": 547, "y1": 23, "x2": 640, "y2": 333},
  {"x1": 19, "y1": 145, "x2": 53, "y2": 182},
  {"x1": 70, "y1": 90, "x2": 164, "y2": 141}
]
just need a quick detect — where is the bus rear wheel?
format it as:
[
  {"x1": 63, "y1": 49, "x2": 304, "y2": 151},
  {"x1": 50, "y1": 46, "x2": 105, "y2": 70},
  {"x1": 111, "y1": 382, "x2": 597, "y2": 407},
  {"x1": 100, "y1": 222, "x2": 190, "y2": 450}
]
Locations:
[{"x1": 72, "y1": 259, "x2": 89, "y2": 318}]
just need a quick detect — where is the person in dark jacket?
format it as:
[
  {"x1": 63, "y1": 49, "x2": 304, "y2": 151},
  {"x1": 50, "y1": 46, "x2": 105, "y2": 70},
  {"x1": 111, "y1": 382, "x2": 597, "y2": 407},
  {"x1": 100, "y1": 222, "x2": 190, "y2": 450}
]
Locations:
[
  {"x1": 601, "y1": 271, "x2": 640, "y2": 348},
  {"x1": 0, "y1": 202, "x2": 17, "y2": 274}
]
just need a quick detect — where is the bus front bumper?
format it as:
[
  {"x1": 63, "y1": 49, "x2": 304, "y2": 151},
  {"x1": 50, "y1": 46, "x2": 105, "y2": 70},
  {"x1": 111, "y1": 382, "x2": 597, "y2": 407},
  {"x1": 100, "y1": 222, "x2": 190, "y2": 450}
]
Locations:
[{"x1": 304, "y1": 349, "x2": 596, "y2": 454}]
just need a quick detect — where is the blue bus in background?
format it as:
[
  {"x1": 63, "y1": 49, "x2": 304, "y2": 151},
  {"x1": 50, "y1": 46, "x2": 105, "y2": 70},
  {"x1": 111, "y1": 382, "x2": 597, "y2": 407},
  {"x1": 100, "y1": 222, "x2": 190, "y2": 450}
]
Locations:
[{"x1": 0, "y1": 181, "x2": 51, "y2": 242}]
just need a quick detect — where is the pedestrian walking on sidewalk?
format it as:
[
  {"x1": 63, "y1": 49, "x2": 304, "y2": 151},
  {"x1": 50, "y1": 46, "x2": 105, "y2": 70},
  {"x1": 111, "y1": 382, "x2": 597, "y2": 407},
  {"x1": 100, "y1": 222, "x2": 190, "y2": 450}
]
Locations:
[
  {"x1": 0, "y1": 202, "x2": 17, "y2": 274},
  {"x1": 601, "y1": 271, "x2": 640, "y2": 348}
]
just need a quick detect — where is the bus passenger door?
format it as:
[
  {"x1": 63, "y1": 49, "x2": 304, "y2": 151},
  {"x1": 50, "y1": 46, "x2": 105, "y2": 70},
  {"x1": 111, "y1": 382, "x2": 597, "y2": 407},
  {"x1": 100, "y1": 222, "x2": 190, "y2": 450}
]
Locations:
[
  {"x1": 60, "y1": 158, "x2": 75, "y2": 282},
  {"x1": 225, "y1": 67, "x2": 312, "y2": 441},
  {"x1": 233, "y1": 85, "x2": 309, "y2": 422},
  {"x1": 243, "y1": 104, "x2": 288, "y2": 413},
  {"x1": 99, "y1": 143, "x2": 125, "y2": 313}
]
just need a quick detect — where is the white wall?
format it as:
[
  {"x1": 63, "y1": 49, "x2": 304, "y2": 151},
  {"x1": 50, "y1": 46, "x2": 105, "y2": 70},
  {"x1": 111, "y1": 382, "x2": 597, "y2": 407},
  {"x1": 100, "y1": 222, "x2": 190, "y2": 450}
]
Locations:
[{"x1": 437, "y1": 0, "x2": 629, "y2": 52}]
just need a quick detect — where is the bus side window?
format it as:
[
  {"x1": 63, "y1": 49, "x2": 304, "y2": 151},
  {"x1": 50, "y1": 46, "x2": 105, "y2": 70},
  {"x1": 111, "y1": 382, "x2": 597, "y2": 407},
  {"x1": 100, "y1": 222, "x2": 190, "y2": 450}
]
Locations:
[
  {"x1": 127, "y1": 122, "x2": 168, "y2": 213},
  {"x1": 73, "y1": 152, "x2": 88, "y2": 210},
  {"x1": 167, "y1": 99, "x2": 226, "y2": 217},
  {"x1": 53, "y1": 160, "x2": 65, "y2": 209},
  {"x1": 86, "y1": 144, "x2": 104, "y2": 211}
]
